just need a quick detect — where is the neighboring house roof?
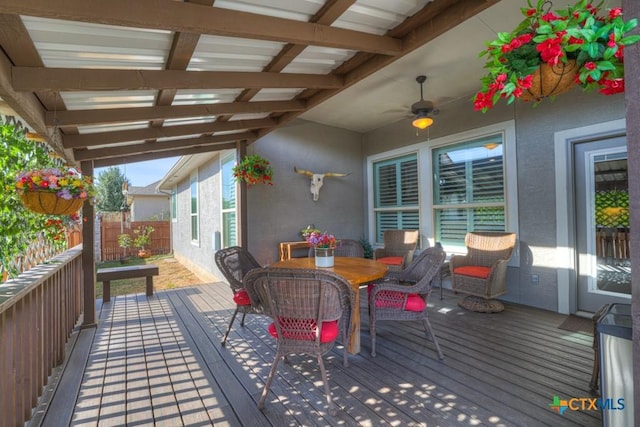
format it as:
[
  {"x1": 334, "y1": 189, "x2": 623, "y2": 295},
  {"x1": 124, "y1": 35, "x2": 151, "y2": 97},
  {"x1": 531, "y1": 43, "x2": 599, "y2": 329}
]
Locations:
[{"x1": 128, "y1": 181, "x2": 167, "y2": 197}]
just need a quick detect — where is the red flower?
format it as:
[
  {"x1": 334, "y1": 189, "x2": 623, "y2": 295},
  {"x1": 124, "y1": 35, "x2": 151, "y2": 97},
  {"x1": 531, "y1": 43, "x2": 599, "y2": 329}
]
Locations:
[
  {"x1": 568, "y1": 36, "x2": 583, "y2": 46},
  {"x1": 614, "y1": 46, "x2": 624, "y2": 60},
  {"x1": 599, "y1": 78, "x2": 624, "y2": 95},
  {"x1": 473, "y1": 92, "x2": 493, "y2": 111},
  {"x1": 536, "y1": 37, "x2": 564, "y2": 65},
  {"x1": 609, "y1": 8, "x2": 623, "y2": 19},
  {"x1": 517, "y1": 75, "x2": 533, "y2": 90}
]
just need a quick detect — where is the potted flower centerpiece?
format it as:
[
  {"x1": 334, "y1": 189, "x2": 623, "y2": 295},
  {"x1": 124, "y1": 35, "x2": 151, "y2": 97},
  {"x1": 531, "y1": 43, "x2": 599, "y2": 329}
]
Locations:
[
  {"x1": 474, "y1": 0, "x2": 640, "y2": 111},
  {"x1": 305, "y1": 230, "x2": 338, "y2": 268},
  {"x1": 15, "y1": 167, "x2": 95, "y2": 215},
  {"x1": 232, "y1": 154, "x2": 274, "y2": 186}
]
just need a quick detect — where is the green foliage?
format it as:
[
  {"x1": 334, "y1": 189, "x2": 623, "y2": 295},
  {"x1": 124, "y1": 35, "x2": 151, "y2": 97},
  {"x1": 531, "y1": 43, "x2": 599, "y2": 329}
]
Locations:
[
  {"x1": 96, "y1": 167, "x2": 130, "y2": 212},
  {"x1": 359, "y1": 236, "x2": 374, "y2": 259},
  {"x1": 117, "y1": 233, "x2": 132, "y2": 249},
  {"x1": 0, "y1": 121, "x2": 64, "y2": 278},
  {"x1": 133, "y1": 225, "x2": 154, "y2": 250},
  {"x1": 596, "y1": 189, "x2": 629, "y2": 228}
]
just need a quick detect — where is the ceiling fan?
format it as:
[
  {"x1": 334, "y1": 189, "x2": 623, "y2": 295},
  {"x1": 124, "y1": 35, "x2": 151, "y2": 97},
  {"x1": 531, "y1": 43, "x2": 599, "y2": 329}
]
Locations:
[{"x1": 410, "y1": 75, "x2": 438, "y2": 129}]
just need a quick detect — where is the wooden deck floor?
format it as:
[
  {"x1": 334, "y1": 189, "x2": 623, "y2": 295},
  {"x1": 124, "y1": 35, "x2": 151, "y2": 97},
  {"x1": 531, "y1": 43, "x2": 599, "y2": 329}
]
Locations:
[{"x1": 36, "y1": 283, "x2": 601, "y2": 426}]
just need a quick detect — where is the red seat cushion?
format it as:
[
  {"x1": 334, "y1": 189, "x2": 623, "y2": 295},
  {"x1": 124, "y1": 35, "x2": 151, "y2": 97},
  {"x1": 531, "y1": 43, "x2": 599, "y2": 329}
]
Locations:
[
  {"x1": 370, "y1": 288, "x2": 426, "y2": 312},
  {"x1": 377, "y1": 256, "x2": 404, "y2": 266},
  {"x1": 453, "y1": 265, "x2": 491, "y2": 279},
  {"x1": 268, "y1": 318, "x2": 339, "y2": 343},
  {"x1": 233, "y1": 289, "x2": 251, "y2": 306}
]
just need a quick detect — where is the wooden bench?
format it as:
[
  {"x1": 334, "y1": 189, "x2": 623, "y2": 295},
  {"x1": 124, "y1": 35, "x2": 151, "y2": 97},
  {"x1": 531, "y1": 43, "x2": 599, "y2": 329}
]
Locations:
[{"x1": 96, "y1": 264, "x2": 159, "y2": 302}]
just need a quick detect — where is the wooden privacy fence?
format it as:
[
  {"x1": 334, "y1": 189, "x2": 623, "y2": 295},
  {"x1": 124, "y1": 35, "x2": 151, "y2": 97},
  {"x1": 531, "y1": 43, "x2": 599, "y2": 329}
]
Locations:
[
  {"x1": 0, "y1": 246, "x2": 83, "y2": 427},
  {"x1": 100, "y1": 220, "x2": 170, "y2": 261},
  {"x1": 596, "y1": 227, "x2": 630, "y2": 259}
]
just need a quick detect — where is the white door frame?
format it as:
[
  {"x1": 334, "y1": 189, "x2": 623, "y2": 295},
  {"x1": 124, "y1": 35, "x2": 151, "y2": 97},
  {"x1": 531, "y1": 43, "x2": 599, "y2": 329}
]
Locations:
[{"x1": 554, "y1": 119, "x2": 626, "y2": 314}]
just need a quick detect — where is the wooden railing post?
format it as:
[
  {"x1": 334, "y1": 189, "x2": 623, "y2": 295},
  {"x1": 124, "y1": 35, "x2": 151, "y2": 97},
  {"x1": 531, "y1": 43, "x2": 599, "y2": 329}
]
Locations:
[
  {"x1": 0, "y1": 247, "x2": 83, "y2": 426},
  {"x1": 81, "y1": 160, "x2": 96, "y2": 327}
]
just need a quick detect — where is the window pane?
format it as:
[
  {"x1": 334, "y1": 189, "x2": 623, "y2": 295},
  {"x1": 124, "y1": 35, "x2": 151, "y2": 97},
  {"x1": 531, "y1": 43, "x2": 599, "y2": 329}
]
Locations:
[
  {"x1": 375, "y1": 210, "x2": 419, "y2": 243},
  {"x1": 191, "y1": 215, "x2": 198, "y2": 241},
  {"x1": 374, "y1": 154, "x2": 418, "y2": 208},
  {"x1": 190, "y1": 174, "x2": 198, "y2": 214},
  {"x1": 221, "y1": 157, "x2": 236, "y2": 210},
  {"x1": 375, "y1": 163, "x2": 397, "y2": 207},
  {"x1": 435, "y1": 207, "x2": 505, "y2": 246},
  {"x1": 171, "y1": 189, "x2": 177, "y2": 219},
  {"x1": 223, "y1": 212, "x2": 236, "y2": 247},
  {"x1": 434, "y1": 137, "x2": 503, "y2": 205},
  {"x1": 400, "y1": 158, "x2": 419, "y2": 205},
  {"x1": 433, "y1": 134, "x2": 506, "y2": 246},
  {"x1": 373, "y1": 153, "x2": 419, "y2": 243}
]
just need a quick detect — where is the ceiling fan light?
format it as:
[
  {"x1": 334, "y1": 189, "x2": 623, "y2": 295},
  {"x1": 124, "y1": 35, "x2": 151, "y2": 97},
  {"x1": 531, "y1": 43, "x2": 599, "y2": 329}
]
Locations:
[{"x1": 412, "y1": 115, "x2": 433, "y2": 129}]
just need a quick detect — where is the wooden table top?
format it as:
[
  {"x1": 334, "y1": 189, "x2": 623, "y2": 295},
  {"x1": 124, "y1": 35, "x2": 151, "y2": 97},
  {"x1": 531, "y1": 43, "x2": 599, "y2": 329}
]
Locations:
[{"x1": 270, "y1": 257, "x2": 388, "y2": 286}]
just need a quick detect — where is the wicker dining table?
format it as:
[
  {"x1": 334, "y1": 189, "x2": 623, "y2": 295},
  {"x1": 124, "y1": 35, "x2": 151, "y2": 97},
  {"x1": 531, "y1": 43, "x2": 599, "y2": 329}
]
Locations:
[{"x1": 269, "y1": 257, "x2": 388, "y2": 354}]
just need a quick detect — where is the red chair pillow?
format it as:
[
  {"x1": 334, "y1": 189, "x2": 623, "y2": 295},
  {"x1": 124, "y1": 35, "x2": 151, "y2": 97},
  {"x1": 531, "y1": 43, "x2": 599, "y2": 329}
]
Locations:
[
  {"x1": 453, "y1": 265, "x2": 491, "y2": 279},
  {"x1": 377, "y1": 256, "x2": 404, "y2": 266},
  {"x1": 233, "y1": 289, "x2": 251, "y2": 306},
  {"x1": 268, "y1": 318, "x2": 339, "y2": 343},
  {"x1": 371, "y1": 289, "x2": 425, "y2": 312}
]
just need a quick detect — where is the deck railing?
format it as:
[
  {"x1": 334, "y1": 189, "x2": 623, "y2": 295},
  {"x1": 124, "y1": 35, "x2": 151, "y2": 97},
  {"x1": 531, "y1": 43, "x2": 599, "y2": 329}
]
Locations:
[{"x1": 0, "y1": 245, "x2": 83, "y2": 427}]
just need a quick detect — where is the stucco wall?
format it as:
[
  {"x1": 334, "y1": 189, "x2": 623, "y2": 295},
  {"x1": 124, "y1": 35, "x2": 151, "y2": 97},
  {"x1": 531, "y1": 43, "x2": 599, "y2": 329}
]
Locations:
[
  {"x1": 246, "y1": 120, "x2": 365, "y2": 266},
  {"x1": 171, "y1": 154, "x2": 223, "y2": 282},
  {"x1": 363, "y1": 87, "x2": 626, "y2": 311},
  {"x1": 130, "y1": 195, "x2": 170, "y2": 221}
]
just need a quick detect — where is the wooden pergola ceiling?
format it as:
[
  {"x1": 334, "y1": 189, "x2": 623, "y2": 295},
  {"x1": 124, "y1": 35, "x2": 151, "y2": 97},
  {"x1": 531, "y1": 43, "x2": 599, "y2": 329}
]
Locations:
[{"x1": 0, "y1": 0, "x2": 499, "y2": 167}]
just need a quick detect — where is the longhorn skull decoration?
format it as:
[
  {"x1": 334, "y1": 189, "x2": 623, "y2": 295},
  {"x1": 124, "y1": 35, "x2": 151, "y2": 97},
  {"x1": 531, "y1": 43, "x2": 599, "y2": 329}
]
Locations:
[{"x1": 294, "y1": 166, "x2": 350, "y2": 201}]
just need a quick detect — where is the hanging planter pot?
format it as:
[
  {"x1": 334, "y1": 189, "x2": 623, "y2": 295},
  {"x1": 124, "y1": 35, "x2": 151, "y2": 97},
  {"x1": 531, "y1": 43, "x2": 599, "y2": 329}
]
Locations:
[
  {"x1": 20, "y1": 190, "x2": 85, "y2": 215},
  {"x1": 473, "y1": 0, "x2": 640, "y2": 112},
  {"x1": 519, "y1": 60, "x2": 578, "y2": 101},
  {"x1": 15, "y1": 168, "x2": 95, "y2": 216},
  {"x1": 232, "y1": 154, "x2": 274, "y2": 187}
]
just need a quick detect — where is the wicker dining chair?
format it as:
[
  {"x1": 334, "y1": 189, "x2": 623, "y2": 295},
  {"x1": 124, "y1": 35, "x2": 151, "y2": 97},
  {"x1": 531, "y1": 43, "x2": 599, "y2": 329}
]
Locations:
[
  {"x1": 307, "y1": 238, "x2": 365, "y2": 258},
  {"x1": 368, "y1": 246, "x2": 446, "y2": 359},
  {"x1": 449, "y1": 231, "x2": 516, "y2": 313},
  {"x1": 214, "y1": 246, "x2": 261, "y2": 346},
  {"x1": 243, "y1": 267, "x2": 353, "y2": 416},
  {"x1": 373, "y1": 229, "x2": 420, "y2": 271}
]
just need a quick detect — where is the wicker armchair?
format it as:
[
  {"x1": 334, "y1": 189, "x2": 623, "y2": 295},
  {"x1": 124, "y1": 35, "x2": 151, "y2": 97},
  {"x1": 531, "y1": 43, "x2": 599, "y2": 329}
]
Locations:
[
  {"x1": 368, "y1": 246, "x2": 446, "y2": 359},
  {"x1": 373, "y1": 229, "x2": 420, "y2": 271},
  {"x1": 243, "y1": 267, "x2": 353, "y2": 415},
  {"x1": 214, "y1": 246, "x2": 261, "y2": 346},
  {"x1": 449, "y1": 231, "x2": 517, "y2": 313},
  {"x1": 307, "y1": 238, "x2": 365, "y2": 258}
]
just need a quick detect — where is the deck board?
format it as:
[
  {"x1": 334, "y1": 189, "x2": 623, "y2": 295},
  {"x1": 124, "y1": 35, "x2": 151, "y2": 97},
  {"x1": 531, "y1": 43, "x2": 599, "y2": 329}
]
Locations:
[{"x1": 37, "y1": 283, "x2": 602, "y2": 427}]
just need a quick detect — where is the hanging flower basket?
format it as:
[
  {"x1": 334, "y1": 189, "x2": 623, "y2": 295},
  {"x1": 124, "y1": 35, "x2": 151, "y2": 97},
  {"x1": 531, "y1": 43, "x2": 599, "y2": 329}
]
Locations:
[
  {"x1": 474, "y1": 0, "x2": 640, "y2": 111},
  {"x1": 519, "y1": 60, "x2": 578, "y2": 101},
  {"x1": 15, "y1": 168, "x2": 95, "y2": 215},
  {"x1": 20, "y1": 190, "x2": 85, "y2": 215},
  {"x1": 232, "y1": 154, "x2": 274, "y2": 186}
]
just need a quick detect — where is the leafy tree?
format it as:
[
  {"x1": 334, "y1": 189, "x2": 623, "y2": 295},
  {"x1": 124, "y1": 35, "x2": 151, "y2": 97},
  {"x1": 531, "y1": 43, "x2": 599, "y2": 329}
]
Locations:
[
  {"x1": 95, "y1": 167, "x2": 130, "y2": 212},
  {"x1": 0, "y1": 121, "x2": 64, "y2": 278}
]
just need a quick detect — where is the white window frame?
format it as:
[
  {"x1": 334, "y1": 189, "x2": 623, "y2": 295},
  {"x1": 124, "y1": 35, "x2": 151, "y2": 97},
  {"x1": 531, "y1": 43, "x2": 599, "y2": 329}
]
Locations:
[
  {"x1": 220, "y1": 151, "x2": 237, "y2": 249},
  {"x1": 171, "y1": 184, "x2": 177, "y2": 223},
  {"x1": 190, "y1": 170, "x2": 199, "y2": 245},
  {"x1": 371, "y1": 153, "x2": 420, "y2": 245},
  {"x1": 367, "y1": 120, "x2": 518, "y2": 262}
]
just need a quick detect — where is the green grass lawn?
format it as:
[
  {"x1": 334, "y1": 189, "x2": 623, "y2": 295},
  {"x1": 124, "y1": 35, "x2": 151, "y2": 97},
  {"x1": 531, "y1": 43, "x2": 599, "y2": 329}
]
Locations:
[{"x1": 95, "y1": 254, "x2": 173, "y2": 299}]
